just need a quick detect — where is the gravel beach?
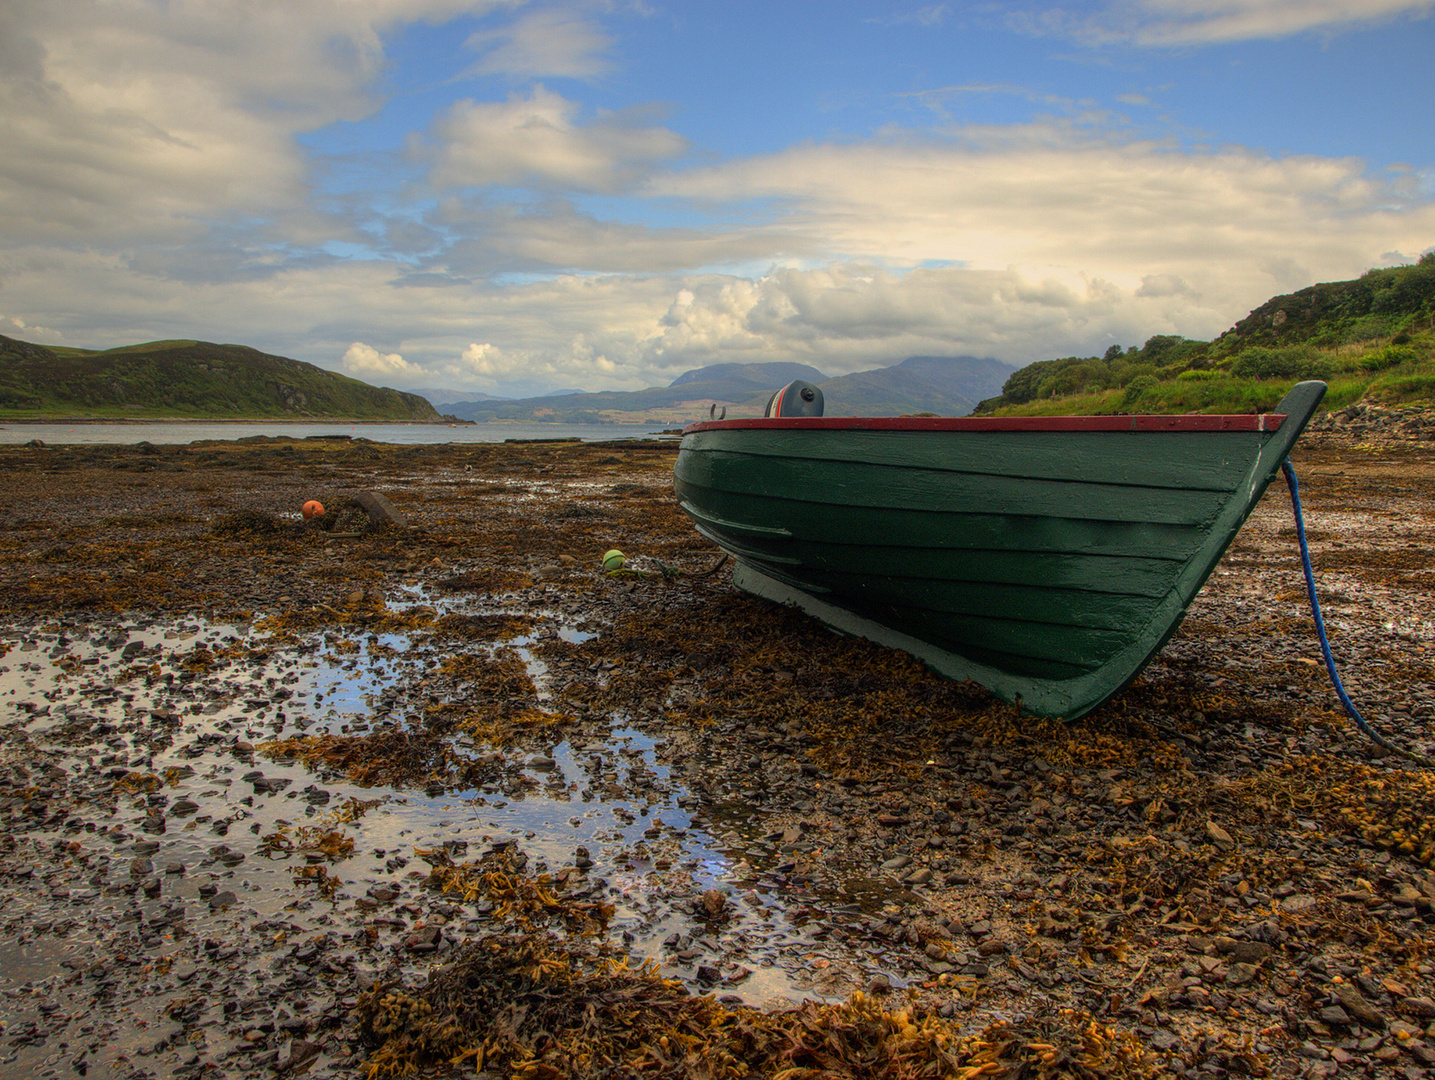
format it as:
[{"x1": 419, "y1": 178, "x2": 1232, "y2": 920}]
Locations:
[{"x1": 2, "y1": 430, "x2": 1433, "y2": 1079}]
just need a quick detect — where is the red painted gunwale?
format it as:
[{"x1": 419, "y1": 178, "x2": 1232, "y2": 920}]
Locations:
[{"x1": 683, "y1": 413, "x2": 1288, "y2": 435}]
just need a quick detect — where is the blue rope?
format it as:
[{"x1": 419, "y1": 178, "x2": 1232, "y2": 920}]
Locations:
[{"x1": 1281, "y1": 459, "x2": 1434, "y2": 767}]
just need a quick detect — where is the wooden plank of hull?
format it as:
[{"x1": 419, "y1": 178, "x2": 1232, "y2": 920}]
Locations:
[
  {"x1": 683, "y1": 498, "x2": 1208, "y2": 560},
  {"x1": 681, "y1": 426, "x2": 1265, "y2": 491},
  {"x1": 674, "y1": 381, "x2": 1327, "y2": 720},
  {"x1": 679, "y1": 448, "x2": 1234, "y2": 525}
]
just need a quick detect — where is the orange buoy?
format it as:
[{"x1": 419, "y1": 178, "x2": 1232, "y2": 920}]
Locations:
[{"x1": 302, "y1": 500, "x2": 325, "y2": 519}]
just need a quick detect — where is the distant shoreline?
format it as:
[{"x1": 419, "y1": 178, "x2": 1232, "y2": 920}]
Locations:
[{"x1": 0, "y1": 416, "x2": 476, "y2": 425}]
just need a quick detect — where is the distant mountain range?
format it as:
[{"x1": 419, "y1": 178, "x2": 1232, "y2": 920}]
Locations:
[
  {"x1": 0, "y1": 330, "x2": 1012, "y2": 424},
  {"x1": 409, "y1": 386, "x2": 509, "y2": 405},
  {"x1": 441, "y1": 355, "x2": 1014, "y2": 423},
  {"x1": 0, "y1": 335, "x2": 446, "y2": 421}
]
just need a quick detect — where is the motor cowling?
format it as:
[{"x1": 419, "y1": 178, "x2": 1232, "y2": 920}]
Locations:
[{"x1": 764, "y1": 380, "x2": 824, "y2": 418}]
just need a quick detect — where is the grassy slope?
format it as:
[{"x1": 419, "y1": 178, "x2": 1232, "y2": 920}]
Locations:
[
  {"x1": 974, "y1": 255, "x2": 1435, "y2": 416},
  {"x1": 0, "y1": 337, "x2": 444, "y2": 421}
]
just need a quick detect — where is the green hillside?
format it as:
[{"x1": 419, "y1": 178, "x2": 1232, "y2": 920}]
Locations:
[
  {"x1": 974, "y1": 253, "x2": 1435, "y2": 416},
  {"x1": 0, "y1": 336, "x2": 445, "y2": 421}
]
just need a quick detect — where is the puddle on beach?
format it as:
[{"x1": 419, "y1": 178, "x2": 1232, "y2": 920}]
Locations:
[{"x1": 0, "y1": 604, "x2": 905, "y2": 1013}]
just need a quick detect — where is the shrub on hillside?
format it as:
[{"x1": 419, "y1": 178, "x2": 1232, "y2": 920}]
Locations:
[
  {"x1": 1229, "y1": 345, "x2": 1330, "y2": 381},
  {"x1": 1121, "y1": 374, "x2": 1158, "y2": 407},
  {"x1": 1359, "y1": 344, "x2": 1418, "y2": 371}
]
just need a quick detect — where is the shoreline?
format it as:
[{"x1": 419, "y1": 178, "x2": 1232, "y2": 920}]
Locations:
[
  {"x1": 0, "y1": 415, "x2": 476, "y2": 425},
  {"x1": 2, "y1": 436, "x2": 1434, "y2": 1078}
]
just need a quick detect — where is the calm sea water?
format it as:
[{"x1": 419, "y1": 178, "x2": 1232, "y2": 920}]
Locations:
[{"x1": 0, "y1": 421, "x2": 676, "y2": 446}]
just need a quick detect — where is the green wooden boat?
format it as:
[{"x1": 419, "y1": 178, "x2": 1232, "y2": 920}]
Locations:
[{"x1": 672, "y1": 380, "x2": 1327, "y2": 720}]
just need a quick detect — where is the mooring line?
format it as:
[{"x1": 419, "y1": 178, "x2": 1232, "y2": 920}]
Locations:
[{"x1": 1282, "y1": 458, "x2": 1435, "y2": 768}]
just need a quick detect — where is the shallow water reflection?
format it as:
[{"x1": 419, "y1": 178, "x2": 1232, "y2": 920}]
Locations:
[{"x1": 1, "y1": 611, "x2": 894, "y2": 1007}]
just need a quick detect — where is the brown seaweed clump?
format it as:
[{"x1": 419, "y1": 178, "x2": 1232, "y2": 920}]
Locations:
[
  {"x1": 420, "y1": 847, "x2": 613, "y2": 937},
  {"x1": 1241, "y1": 754, "x2": 1435, "y2": 865},
  {"x1": 355, "y1": 931, "x2": 1158, "y2": 1080}
]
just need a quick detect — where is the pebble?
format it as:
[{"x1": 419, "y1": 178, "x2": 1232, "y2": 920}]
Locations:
[
  {"x1": 1334, "y1": 985, "x2": 1387, "y2": 1027},
  {"x1": 404, "y1": 926, "x2": 442, "y2": 953},
  {"x1": 1226, "y1": 963, "x2": 1260, "y2": 986},
  {"x1": 1205, "y1": 820, "x2": 1235, "y2": 849}
]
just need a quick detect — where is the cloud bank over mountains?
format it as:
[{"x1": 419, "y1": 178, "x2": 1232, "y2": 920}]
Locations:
[{"x1": 1, "y1": 0, "x2": 1431, "y2": 397}]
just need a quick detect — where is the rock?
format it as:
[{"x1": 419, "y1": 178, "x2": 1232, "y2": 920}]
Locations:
[
  {"x1": 209, "y1": 890, "x2": 238, "y2": 911},
  {"x1": 697, "y1": 889, "x2": 726, "y2": 918},
  {"x1": 353, "y1": 490, "x2": 407, "y2": 527},
  {"x1": 276, "y1": 1038, "x2": 321, "y2": 1074},
  {"x1": 1226, "y1": 963, "x2": 1260, "y2": 987},
  {"x1": 1279, "y1": 894, "x2": 1317, "y2": 915},
  {"x1": 1336, "y1": 889, "x2": 1379, "y2": 905},
  {"x1": 1214, "y1": 937, "x2": 1272, "y2": 965},
  {"x1": 1400, "y1": 996, "x2": 1435, "y2": 1019},
  {"x1": 880, "y1": 855, "x2": 912, "y2": 872},
  {"x1": 403, "y1": 926, "x2": 441, "y2": 953},
  {"x1": 1333, "y1": 984, "x2": 1386, "y2": 1028},
  {"x1": 695, "y1": 965, "x2": 721, "y2": 985},
  {"x1": 1205, "y1": 820, "x2": 1234, "y2": 849},
  {"x1": 866, "y1": 974, "x2": 892, "y2": 995},
  {"x1": 129, "y1": 856, "x2": 153, "y2": 877},
  {"x1": 1318, "y1": 1005, "x2": 1353, "y2": 1027}
]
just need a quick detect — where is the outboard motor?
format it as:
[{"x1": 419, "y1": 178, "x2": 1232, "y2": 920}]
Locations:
[{"x1": 764, "y1": 380, "x2": 824, "y2": 418}]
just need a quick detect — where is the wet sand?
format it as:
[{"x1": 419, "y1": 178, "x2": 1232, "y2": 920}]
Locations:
[{"x1": 2, "y1": 434, "x2": 1434, "y2": 1079}]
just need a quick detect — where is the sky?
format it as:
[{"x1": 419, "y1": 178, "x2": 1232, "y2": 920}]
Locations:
[{"x1": 2, "y1": 0, "x2": 1434, "y2": 398}]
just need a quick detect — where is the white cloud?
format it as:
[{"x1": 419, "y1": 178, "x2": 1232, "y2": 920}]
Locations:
[
  {"x1": 430, "y1": 87, "x2": 686, "y2": 193},
  {"x1": 1136, "y1": 273, "x2": 1193, "y2": 297},
  {"x1": 460, "y1": 342, "x2": 501, "y2": 375},
  {"x1": 650, "y1": 128, "x2": 1435, "y2": 294},
  {"x1": 1028, "y1": 0, "x2": 1435, "y2": 45},
  {"x1": 464, "y1": 10, "x2": 613, "y2": 78},
  {"x1": 0, "y1": 0, "x2": 506, "y2": 243},
  {"x1": 342, "y1": 342, "x2": 420, "y2": 378},
  {"x1": 429, "y1": 196, "x2": 805, "y2": 273}
]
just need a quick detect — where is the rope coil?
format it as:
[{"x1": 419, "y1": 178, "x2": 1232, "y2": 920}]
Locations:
[{"x1": 1281, "y1": 459, "x2": 1434, "y2": 768}]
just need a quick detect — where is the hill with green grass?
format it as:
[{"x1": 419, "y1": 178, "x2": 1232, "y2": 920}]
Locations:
[
  {"x1": 0, "y1": 336, "x2": 445, "y2": 421},
  {"x1": 974, "y1": 252, "x2": 1435, "y2": 416}
]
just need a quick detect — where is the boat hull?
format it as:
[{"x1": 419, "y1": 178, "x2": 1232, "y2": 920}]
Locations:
[{"x1": 672, "y1": 381, "x2": 1327, "y2": 720}]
